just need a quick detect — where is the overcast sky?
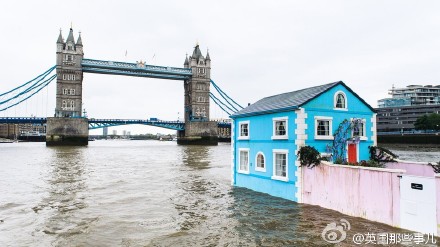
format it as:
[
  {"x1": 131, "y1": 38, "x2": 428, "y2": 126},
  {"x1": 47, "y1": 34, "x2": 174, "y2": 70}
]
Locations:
[{"x1": 1, "y1": 0, "x2": 440, "y2": 134}]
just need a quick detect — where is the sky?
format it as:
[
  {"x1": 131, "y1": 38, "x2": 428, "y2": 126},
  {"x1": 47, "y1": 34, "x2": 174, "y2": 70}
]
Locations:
[{"x1": 1, "y1": 0, "x2": 440, "y2": 135}]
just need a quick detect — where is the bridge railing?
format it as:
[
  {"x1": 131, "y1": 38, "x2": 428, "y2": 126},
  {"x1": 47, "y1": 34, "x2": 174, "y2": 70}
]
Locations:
[{"x1": 82, "y1": 59, "x2": 192, "y2": 76}]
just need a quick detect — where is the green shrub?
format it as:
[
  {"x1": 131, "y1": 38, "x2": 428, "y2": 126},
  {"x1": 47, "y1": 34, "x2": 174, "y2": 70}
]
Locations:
[{"x1": 297, "y1": 146, "x2": 322, "y2": 168}]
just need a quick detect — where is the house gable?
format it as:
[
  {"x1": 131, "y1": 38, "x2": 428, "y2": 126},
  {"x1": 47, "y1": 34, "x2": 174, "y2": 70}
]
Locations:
[{"x1": 301, "y1": 82, "x2": 374, "y2": 114}]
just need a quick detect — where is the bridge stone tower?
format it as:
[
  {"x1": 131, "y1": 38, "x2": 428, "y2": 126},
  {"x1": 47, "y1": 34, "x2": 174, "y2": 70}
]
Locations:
[
  {"x1": 55, "y1": 28, "x2": 84, "y2": 117},
  {"x1": 178, "y1": 45, "x2": 218, "y2": 145},
  {"x1": 46, "y1": 28, "x2": 88, "y2": 146}
]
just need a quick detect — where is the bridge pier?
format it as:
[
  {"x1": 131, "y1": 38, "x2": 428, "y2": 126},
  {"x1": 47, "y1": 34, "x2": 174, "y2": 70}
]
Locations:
[
  {"x1": 46, "y1": 117, "x2": 89, "y2": 146},
  {"x1": 177, "y1": 121, "x2": 218, "y2": 145}
]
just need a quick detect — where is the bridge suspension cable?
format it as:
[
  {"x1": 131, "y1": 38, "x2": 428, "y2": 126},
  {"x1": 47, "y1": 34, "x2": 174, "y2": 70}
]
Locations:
[
  {"x1": 0, "y1": 66, "x2": 56, "y2": 112},
  {"x1": 209, "y1": 79, "x2": 243, "y2": 116},
  {"x1": 209, "y1": 93, "x2": 232, "y2": 116},
  {"x1": 0, "y1": 65, "x2": 55, "y2": 98},
  {"x1": 210, "y1": 79, "x2": 244, "y2": 111}
]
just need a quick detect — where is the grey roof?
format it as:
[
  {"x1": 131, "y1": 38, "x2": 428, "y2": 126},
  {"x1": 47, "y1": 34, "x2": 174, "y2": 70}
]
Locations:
[
  {"x1": 57, "y1": 30, "x2": 63, "y2": 43},
  {"x1": 192, "y1": 44, "x2": 203, "y2": 59},
  {"x1": 231, "y1": 81, "x2": 342, "y2": 118},
  {"x1": 206, "y1": 50, "x2": 211, "y2": 60},
  {"x1": 76, "y1": 32, "x2": 83, "y2": 46},
  {"x1": 184, "y1": 55, "x2": 189, "y2": 65},
  {"x1": 66, "y1": 28, "x2": 75, "y2": 43}
]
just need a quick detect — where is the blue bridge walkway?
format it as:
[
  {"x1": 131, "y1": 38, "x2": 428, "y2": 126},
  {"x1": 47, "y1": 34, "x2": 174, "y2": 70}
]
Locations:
[{"x1": 0, "y1": 117, "x2": 231, "y2": 131}]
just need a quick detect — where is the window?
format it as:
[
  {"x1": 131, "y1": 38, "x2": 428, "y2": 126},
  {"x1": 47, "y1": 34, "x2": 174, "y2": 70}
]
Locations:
[
  {"x1": 352, "y1": 118, "x2": 367, "y2": 140},
  {"x1": 272, "y1": 149, "x2": 288, "y2": 181},
  {"x1": 334, "y1": 91, "x2": 347, "y2": 110},
  {"x1": 238, "y1": 149, "x2": 249, "y2": 174},
  {"x1": 62, "y1": 88, "x2": 76, "y2": 95},
  {"x1": 238, "y1": 121, "x2": 250, "y2": 140},
  {"x1": 255, "y1": 152, "x2": 265, "y2": 172},
  {"x1": 198, "y1": 68, "x2": 205, "y2": 74},
  {"x1": 62, "y1": 74, "x2": 75, "y2": 81},
  {"x1": 317, "y1": 120, "x2": 330, "y2": 135},
  {"x1": 62, "y1": 100, "x2": 67, "y2": 109},
  {"x1": 272, "y1": 117, "x2": 288, "y2": 139},
  {"x1": 314, "y1": 116, "x2": 333, "y2": 140},
  {"x1": 196, "y1": 83, "x2": 206, "y2": 90},
  {"x1": 65, "y1": 55, "x2": 73, "y2": 61},
  {"x1": 70, "y1": 100, "x2": 75, "y2": 110}
]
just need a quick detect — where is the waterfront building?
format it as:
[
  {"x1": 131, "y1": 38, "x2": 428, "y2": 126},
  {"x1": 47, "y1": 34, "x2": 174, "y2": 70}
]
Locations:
[
  {"x1": 376, "y1": 104, "x2": 440, "y2": 133},
  {"x1": 230, "y1": 81, "x2": 376, "y2": 201},
  {"x1": 376, "y1": 85, "x2": 440, "y2": 133},
  {"x1": 103, "y1": 127, "x2": 108, "y2": 137},
  {"x1": 0, "y1": 123, "x2": 46, "y2": 139},
  {"x1": 0, "y1": 124, "x2": 19, "y2": 139},
  {"x1": 378, "y1": 84, "x2": 440, "y2": 108}
]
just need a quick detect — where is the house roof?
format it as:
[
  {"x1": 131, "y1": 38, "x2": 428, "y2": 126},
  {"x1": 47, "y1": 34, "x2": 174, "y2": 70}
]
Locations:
[{"x1": 230, "y1": 81, "x2": 375, "y2": 118}]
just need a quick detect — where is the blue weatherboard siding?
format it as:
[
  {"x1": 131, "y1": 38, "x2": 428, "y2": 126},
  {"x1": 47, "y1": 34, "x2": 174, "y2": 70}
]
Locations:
[
  {"x1": 233, "y1": 112, "x2": 298, "y2": 201},
  {"x1": 303, "y1": 84, "x2": 374, "y2": 161},
  {"x1": 231, "y1": 81, "x2": 375, "y2": 202}
]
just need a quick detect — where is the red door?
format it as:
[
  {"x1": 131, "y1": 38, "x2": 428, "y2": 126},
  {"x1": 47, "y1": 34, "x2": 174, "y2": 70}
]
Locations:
[{"x1": 348, "y1": 144, "x2": 357, "y2": 163}]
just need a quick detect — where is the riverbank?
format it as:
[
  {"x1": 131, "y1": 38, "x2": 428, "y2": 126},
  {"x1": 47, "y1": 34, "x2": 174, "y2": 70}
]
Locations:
[{"x1": 378, "y1": 134, "x2": 440, "y2": 145}]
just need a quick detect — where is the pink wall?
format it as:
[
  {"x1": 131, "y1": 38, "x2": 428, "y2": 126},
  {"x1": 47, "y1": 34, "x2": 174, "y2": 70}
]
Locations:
[
  {"x1": 437, "y1": 175, "x2": 440, "y2": 237},
  {"x1": 302, "y1": 163, "x2": 404, "y2": 227},
  {"x1": 386, "y1": 161, "x2": 436, "y2": 177}
]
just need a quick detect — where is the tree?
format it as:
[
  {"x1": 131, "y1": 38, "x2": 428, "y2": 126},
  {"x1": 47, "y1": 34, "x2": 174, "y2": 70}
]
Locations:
[
  {"x1": 414, "y1": 114, "x2": 429, "y2": 132},
  {"x1": 427, "y1": 113, "x2": 440, "y2": 131}
]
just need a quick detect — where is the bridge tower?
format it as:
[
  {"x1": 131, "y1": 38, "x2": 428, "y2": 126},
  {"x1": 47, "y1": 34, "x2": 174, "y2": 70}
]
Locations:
[
  {"x1": 46, "y1": 28, "x2": 88, "y2": 146},
  {"x1": 55, "y1": 28, "x2": 84, "y2": 117},
  {"x1": 178, "y1": 45, "x2": 218, "y2": 145}
]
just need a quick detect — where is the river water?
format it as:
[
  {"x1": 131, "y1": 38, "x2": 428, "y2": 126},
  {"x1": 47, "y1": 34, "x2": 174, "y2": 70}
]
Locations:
[{"x1": 0, "y1": 141, "x2": 438, "y2": 247}]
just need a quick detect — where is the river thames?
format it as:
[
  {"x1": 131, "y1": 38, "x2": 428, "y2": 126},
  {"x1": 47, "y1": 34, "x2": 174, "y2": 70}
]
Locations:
[{"x1": 0, "y1": 141, "x2": 438, "y2": 246}]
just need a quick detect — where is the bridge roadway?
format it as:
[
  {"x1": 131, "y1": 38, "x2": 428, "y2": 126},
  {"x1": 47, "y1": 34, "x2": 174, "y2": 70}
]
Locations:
[
  {"x1": 0, "y1": 117, "x2": 231, "y2": 131},
  {"x1": 81, "y1": 59, "x2": 192, "y2": 80}
]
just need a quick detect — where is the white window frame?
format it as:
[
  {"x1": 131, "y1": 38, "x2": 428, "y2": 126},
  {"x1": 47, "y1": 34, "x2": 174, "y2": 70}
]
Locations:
[
  {"x1": 314, "y1": 116, "x2": 334, "y2": 140},
  {"x1": 255, "y1": 152, "x2": 266, "y2": 172},
  {"x1": 238, "y1": 121, "x2": 250, "y2": 140},
  {"x1": 334, "y1": 91, "x2": 348, "y2": 111},
  {"x1": 272, "y1": 117, "x2": 288, "y2": 140},
  {"x1": 272, "y1": 149, "x2": 288, "y2": 182},
  {"x1": 351, "y1": 118, "x2": 367, "y2": 141},
  {"x1": 238, "y1": 148, "x2": 250, "y2": 174}
]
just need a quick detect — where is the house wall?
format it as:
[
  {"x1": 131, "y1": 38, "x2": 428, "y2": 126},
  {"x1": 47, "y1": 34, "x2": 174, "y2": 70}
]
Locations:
[
  {"x1": 233, "y1": 111, "x2": 299, "y2": 201},
  {"x1": 302, "y1": 162, "x2": 404, "y2": 227},
  {"x1": 386, "y1": 161, "x2": 436, "y2": 177},
  {"x1": 302, "y1": 84, "x2": 375, "y2": 161}
]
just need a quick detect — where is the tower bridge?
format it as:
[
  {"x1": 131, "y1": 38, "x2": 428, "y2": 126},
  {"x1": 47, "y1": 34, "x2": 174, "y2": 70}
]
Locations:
[
  {"x1": 50, "y1": 27, "x2": 228, "y2": 145},
  {"x1": 0, "y1": 27, "x2": 238, "y2": 145}
]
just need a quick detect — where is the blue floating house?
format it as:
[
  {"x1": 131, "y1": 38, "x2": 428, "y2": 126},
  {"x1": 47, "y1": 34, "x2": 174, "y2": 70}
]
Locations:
[{"x1": 230, "y1": 81, "x2": 376, "y2": 201}]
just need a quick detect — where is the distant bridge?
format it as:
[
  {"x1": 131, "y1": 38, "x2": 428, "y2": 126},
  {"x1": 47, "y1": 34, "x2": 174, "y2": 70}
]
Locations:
[{"x1": 0, "y1": 117, "x2": 231, "y2": 131}]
